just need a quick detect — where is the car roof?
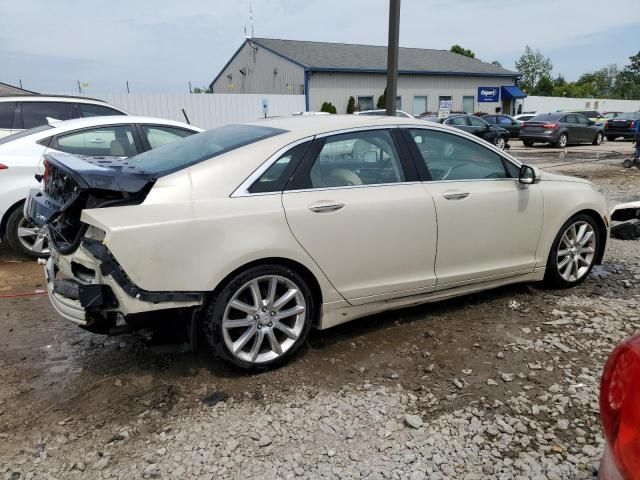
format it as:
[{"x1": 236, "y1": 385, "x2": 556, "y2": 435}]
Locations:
[{"x1": 0, "y1": 94, "x2": 117, "y2": 105}]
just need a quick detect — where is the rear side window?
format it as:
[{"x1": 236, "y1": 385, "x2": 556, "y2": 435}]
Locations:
[
  {"x1": 21, "y1": 102, "x2": 76, "y2": 129},
  {"x1": 447, "y1": 117, "x2": 468, "y2": 126},
  {"x1": 55, "y1": 126, "x2": 139, "y2": 157},
  {"x1": 77, "y1": 103, "x2": 123, "y2": 117},
  {"x1": 127, "y1": 124, "x2": 286, "y2": 176},
  {"x1": 249, "y1": 141, "x2": 311, "y2": 193},
  {"x1": 0, "y1": 102, "x2": 16, "y2": 129},
  {"x1": 142, "y1": 125, "x2": 195, "y2": 149}
]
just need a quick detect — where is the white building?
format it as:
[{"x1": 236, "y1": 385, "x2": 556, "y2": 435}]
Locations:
[{"x1": 210, "y1": 38, "x2": 526, "y2": 116}]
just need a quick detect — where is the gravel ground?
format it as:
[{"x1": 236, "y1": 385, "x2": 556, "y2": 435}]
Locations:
[{"x1": 1, "y1": 145, "x2": 639, "y2": 479}]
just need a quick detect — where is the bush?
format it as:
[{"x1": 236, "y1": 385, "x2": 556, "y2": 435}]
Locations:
[
  {"x1": 474, "y1": 111, "x2": 488, "y2": 116},
  {"x1": 320, "y1": 101, "x2": 337, "y2": 114},
  {"x1": 376, "y1": 87, "x2": 387, "y2": 109},
  {"x1": 346, "y1": 96, "x2": 356, "y2": 114}
]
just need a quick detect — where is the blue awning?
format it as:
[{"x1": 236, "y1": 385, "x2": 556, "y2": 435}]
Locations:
[{"x1": 501, "y1": 85, "x2": 527, "y2": 100}]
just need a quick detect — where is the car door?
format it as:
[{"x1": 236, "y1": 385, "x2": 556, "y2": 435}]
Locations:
[
  {"x1": 468, "y1": 116, "x2": 494, "y2": 142},
  {"x1": 575, "y1": 114, "x2": 593, "y2": 142},
  {"x1": 282, "y1": 128, "x2": 438, "y2": 304},
  {"x1": 403, "y1": 127, "x2": 543, "y2": 287},
  {"x1": 562, "y1": 115, "x2": 582, "y2": 143},
  {"x1": 0, "y1": 102, "x2": 17, "y2": 138}
]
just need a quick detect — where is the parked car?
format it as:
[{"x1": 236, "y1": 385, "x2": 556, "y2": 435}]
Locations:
[
  {"x1": 603, "y1": 111, "x2": 623, "y2": 120},
  {"x1": 0, "y1": 95, "x2": 127, "y2": 139},
  {"x1": 604, "y1": 112, "x2": 640, "y2": 141},
  {"x1": 514, "y1": 113, "x2": 537, "y2": 122},
  {"x1": 25, "y1": 115, "x2": 609, "y2": 371},
  {"x1": 0, "y1": 116, "x2": 202, "y2": 257},
  {"x1": 520, "y1": 112, "x2": 604, "y2": 147},
  {"x1": 482, "y1": 114, "x2": 522, "y2": 138},
  {"x1": 598, "y1": 333, "x2": 640, "y2": 479},
  {"x1": 421, "y1": 114, "x2": 510, "y2": 150},
  {"x1": 566, "y1": 110, "x2": 608, "y2": 126},
  {"x1": 354, "y1": 109, "x2": 414, "y2": 118}
]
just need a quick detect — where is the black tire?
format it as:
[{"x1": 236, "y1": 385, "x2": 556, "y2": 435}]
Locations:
[
  {"x1": 202, "y1": 264, "x2": 316, "y2": 372},
  {"x1": 623, "y1": 158, "x2": 634, "y2": 168},
  {"x1": 522, "y1": 140, "x2": 534, "y2": 147},
  {"x1": 554, "y1": 133, "x2": 568, "y2": 148},
  {"x1": 5, "y1": 205, "x2": 49, "y2": 259},
  {"x1": 494, "y1": 136, "x2": 506, "y2": 150},
  {"x1": 544, "y1": 214, "x2": 600, "y2": 289},
  {"x1": 606, "y1": 135, "x2": 616, "y2": 142},
  {"x1": 592, "y1": 132, "x2": 603, "y2": 146}
]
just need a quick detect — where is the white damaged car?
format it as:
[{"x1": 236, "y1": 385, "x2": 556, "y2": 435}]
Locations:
[{"x1": 25, "y1": 115, "x2": 610, "y2": 370}]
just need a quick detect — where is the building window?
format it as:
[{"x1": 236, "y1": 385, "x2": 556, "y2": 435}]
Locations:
[
  {"x1": 395, "y1": 96, "x2": 402, "y2": 110},
  {"x1": 357, "y1": 96, "x2": 374, "y2": 111},
  {"x1": 462, "y1": 96, "x2": 475, "y2": 114},
  {"x1": 412, "y1": 96, "x2": 428, "y2": 116}
]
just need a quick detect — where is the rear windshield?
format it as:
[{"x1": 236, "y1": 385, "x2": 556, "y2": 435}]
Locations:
[
  {"x1": 529, "y1": 114, "x2": 561, "y2": 122},
  {"x1": 127, "y1": 124, "x2": 286, "y2": 175},
  {"x1": 615, "y1": 112, "x2": 640, "y2": 120},
  {"x1": 0, "y1": 124, "x2": 53, "y2": 146}
]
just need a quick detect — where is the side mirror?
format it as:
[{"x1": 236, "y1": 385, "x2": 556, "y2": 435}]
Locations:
[{"x1": 519, "y1": 164, "x2": 540, "y2": 185}]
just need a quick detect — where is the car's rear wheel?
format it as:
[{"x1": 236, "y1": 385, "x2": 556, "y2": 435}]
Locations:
[
  {"x1": 523, "y1": 140, "x2": 534, "y2": 147},
  {"x1": 202, "y1": 264, "x2": 315, "y2": 371},
  {"x1": 5, "y1": 206, "x2": 49, "y2": 258},
  {"x1": 593, "y1": 132, "x2": 603, "y2": 145},
  {"x1": 494, "y1": 136, "x2": 506, "y2": 150},
  {"x1": 555, "y1": 133, "x2": 568, "y2": 148},
  {"x1": 606, "y1": 135, "x2": 616, "y2": 142},
  {"x1": 544, "y1": 214, "x2": 599, "y2": 288}
]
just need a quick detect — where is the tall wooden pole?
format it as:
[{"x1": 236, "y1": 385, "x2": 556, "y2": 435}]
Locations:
[{"x1": 385, "y1": 0, "x2": 401, "y2": 116}]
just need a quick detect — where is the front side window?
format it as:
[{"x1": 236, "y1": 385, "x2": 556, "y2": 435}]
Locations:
[
  {"x1": 408, "y1": 129, "x2": 509, "y2": 181},
  {"x1": 77, "y1": 103, "x2": 123, "y2": 117},
  {"x1": 468, "y1": 116, "x2": 488, "y2": 127},
  {"x1": 56, "y1": 125, "x2": 138, "y2": 157},
  {"x1": 0, "y1": 102, "x2": 16, "y2": 129},
  {"x1": 249, "y1": 141, "x2": 311, "y2": 193},
  {"x1": 309, "y1": 130, "x2": 404, "y2": 188},
  {"x1": 128, "y1": 124, "x2": 285, "y2": 176},
  {"x1": 21, "y1": 102, "x2": 76, "y2": 129},
  {"x1": 142, "y1": 125, "x2": 195, "y2": 149}
]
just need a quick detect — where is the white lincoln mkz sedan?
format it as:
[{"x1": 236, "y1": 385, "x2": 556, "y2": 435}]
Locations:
[{"x1": 26, "y1": 115, "x2": 609, "y2": 370}]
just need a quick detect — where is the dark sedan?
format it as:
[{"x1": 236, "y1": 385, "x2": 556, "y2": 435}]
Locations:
[
  {"x1": 422, "y1": 114, "x2": 510, "y2": 150},
  {"x1": 604, "y1": 112, "x2": 640, "y2": 141},
  {"x1": 520, "y1": 112, "x2": 604, "y2": 148},
  {"x1": 482, "y1": 114, "x2": 522, "y2": 138}
]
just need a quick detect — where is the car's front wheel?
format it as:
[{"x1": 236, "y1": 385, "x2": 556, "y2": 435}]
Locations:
[
  {"x1": 5, "y1": 206, "x2": 49, "y2": 258},
  {"x1": 544, "y1": 214, "x2": 599, "y2": 288},
  {"x1": 592, "y1": 132, "x2": 603, "y2": 145},
  {"x1": 202, "y1": 264, "x2": 315, "y2": 371}
]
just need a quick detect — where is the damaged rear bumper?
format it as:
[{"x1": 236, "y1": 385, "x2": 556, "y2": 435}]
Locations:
[{"x1": 45, "y1": 240, "x2": 204, "y2": 327}]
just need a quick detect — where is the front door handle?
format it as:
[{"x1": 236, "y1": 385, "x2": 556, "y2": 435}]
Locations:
[
  {"x1": 442, "y1": 192, "x2": 470, "y2": 200},
  {"x1": 308, "y1": 201, "x2": 345, "y2": 213}
]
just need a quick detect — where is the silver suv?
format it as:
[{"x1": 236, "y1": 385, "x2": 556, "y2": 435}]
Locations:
[{"x1": 0, "y1": 95, "x2": 127, "y2": 139}]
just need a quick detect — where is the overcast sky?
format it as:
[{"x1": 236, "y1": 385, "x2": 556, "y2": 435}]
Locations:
[{"x1": 2, "y1": 0, "x2": 639, "y2": 94}]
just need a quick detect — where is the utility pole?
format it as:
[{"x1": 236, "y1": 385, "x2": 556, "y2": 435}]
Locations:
[
  {"x1": 385, "y1": 0, "x2": 400, "y2": 116},
  {"x1": 77, "y1": 80, "x2": 82, "y2": 95},
  {"x1": 19, "y1": 79, "x2": 23, "y2": 89},
  {"x1": 126, "y1": 81, "x2": 130, "y2": 94},
  {"x1": 189, "y1": 81, "x2": 193, "y2": 93}
]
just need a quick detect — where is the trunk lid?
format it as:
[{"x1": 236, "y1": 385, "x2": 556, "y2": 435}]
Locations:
[{"x1": 26, "y1": 152, "x2": 155, "y2": 253}]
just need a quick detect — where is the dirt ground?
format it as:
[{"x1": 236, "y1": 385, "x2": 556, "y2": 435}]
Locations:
[{"x1": 1, "y1": 139, "x2": 639, "y2": 479}]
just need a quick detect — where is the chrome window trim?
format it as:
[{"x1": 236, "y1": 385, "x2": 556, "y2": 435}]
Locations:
[
  {"x1": 231, "y1": 125, "x2": 401, "y2": 198},
  {"x1": 283, "y1": 181, "x2": 423, "y2": 195}
]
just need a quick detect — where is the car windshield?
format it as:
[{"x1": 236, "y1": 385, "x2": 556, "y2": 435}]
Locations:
[
  {"x1": 127, "y1": 124, "x2": 286, "y2": 175},
  {"x1": 615, "y1": 112, "x2": 640, "y2": 120},
  {"x1": 0, "y1": 124, "x2": 53, "y2": 146}
]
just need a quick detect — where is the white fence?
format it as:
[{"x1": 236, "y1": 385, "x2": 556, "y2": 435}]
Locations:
[
  {"x1": 523, "y1": 96, "x2": 640, "y2": 114},
  {"x1": 51, "y1": 93, "x2": 306, "y2": 130}
]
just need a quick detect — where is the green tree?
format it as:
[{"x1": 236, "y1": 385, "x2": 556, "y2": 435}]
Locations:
[
  {"x1": 192, "y1": 87, "x2": 212, "y2": 93},
  {"x1": 613, "y1": 51, "x2": 640, "y2": 99},
  {"x1": 376, "y1": 87, "x2": 387, "y2": 109},
  {"x1": 346, "y1": 96, "x2": 356, "y2": 114},
  {"x1": 320, "y1": 101, "x2": 337, "y2": 114},
  {"x1": 490, "y1": 60, "x2": 503, "y2": 68},
  {"x1": 515, "y1": 46, "x2": 553, "y2": 93},
  {"x1": 450, "y1": 45, "x2": 475, "y2": 59},
  {"x1": 535, "y1": 75, "x2": 554, "y2": 96}
]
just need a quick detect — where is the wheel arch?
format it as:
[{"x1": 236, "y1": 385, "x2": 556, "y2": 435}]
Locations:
[
  {"x1": 205, "y1": 257, "x2": 324, "y2": 327},
  {"x1": 0, "y1": 198, "x2": 25, "y2": 240},
  {"x1": 573, "y1": 208, "x2": 607, "y2": 264}
]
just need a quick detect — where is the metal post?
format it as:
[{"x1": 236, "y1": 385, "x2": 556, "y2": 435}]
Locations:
[
  {"x1": 385, "y1": 0, "x2": 401, "y2": 116},
  {"x1": 126, "y1": 81, "x2": 130, "y2": 94}
]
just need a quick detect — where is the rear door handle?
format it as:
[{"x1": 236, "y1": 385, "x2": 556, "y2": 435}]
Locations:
[
  {"x1": 308, "y1": 201, "x2": 345, "y2": 213},
  {"x1": 442, "y1": 192, "x2": 470, "y2": 200}
]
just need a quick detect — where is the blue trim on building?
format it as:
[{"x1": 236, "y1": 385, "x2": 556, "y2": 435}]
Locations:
[
  {"x1": 501, "y1": 85, "x2": 527, "y2": 99},
  {"x1": 304, "y1": 69, "x2": 310, "y2": 112},
  {"x1": 306, "y1": 67, "x2": 517, "y2": 78}
]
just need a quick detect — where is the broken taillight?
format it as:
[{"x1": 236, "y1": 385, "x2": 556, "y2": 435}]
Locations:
[{"x1": 600, "y1": 333, "x2": 640, "y2": 480}]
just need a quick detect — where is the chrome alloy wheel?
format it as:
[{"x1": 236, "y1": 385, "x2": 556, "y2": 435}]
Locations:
[
  {"x1": 17, "y1": 217, "x2": 49, "y2": 255},
  {"x1": 222, "y1": 275, "x2": 307, "y2": 364},
  {"x1": 556, "y1": 221, "x2": 596, "y2": 282},
  {"x1": 495, "y1": 137, "x2": 506, "y2": 150}
]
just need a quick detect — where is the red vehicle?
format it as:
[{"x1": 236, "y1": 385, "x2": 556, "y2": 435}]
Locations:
[{"x1": 599, "y1": 333, "x2": 640, "y2": 479}]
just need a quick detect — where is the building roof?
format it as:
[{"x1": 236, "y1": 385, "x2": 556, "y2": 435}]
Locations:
[
  {"x1": 0, "y1": 81, "x2": 37, "y2": 96},
  {"x1": 216, "y1": 37, "x2": 517, "y2": 82}
]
